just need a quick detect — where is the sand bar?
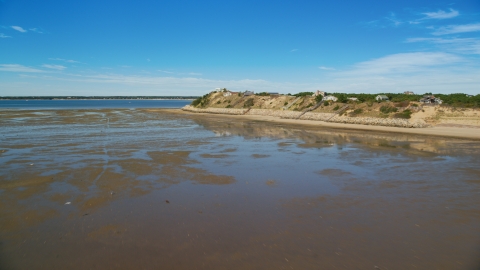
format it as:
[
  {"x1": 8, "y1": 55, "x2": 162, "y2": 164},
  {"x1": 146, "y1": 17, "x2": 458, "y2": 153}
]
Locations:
[{"x1": 159, "y1": 109, "x2": 480, "y2": 140}]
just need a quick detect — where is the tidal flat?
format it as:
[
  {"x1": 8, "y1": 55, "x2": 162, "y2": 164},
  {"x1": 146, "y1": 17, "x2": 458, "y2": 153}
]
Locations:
[{"x1": 0, "y1": 108, "x2": 479, "y2": 269}]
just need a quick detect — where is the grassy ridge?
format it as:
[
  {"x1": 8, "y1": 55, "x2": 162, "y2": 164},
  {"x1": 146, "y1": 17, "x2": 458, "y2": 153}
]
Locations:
[{"x1": 329, "y1": 93, "x2": 480, "y2": 107}]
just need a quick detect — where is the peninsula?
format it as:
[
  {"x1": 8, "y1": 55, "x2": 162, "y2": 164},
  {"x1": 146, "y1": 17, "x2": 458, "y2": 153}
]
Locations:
[{"x1": 181, "y1": 90, "x2": 480, "y2": 139}]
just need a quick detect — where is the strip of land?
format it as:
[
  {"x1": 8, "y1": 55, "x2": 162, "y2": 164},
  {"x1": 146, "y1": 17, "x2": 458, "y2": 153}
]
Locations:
[
  {"x1": 158, "y1": 108, "x2": 480, "y2": 140},
  {"x1": 166, "y1": 90, "x2": 480, "y2": 140}
]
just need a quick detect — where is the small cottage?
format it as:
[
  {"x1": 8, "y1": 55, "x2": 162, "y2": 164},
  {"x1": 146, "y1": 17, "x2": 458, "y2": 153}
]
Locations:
[
  {"x1": 375, "y1": 95, "x2": 389, "y2": 101},
  {"x1": 313, "y1": 90, "x2": 326, "y2": 97},
  {"x1": 420, "y1": 95, "x2": 442, "y2": 104},
  {"x1": 223, "y1": 91, "x2": 238, "y2": 97},
  {"x1": 323, "y1": 95, "x2": 338, "y2": 102}
]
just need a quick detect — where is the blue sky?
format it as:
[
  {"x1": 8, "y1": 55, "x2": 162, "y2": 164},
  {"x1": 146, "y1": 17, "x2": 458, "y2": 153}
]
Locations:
[{"x1": 1, "y1": 0, "x2": 479, "y2": 96}]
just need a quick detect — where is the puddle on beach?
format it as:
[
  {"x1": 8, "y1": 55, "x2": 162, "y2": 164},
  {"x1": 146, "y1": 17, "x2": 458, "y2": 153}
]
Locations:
[{"x1": 0, "y1": 109, "x2": 479, "y2": 269}]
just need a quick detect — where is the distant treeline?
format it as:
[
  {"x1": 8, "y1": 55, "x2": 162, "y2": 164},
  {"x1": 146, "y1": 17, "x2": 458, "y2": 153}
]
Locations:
[
  {"x1": 0, "y1": 96, "x2": 199, "y2": 100},
  {"x1": 287, "y1": 92, "x2": 479, "y2": 107},
  {"x1": 329, "y1": 93, "x2": 480, "y2": 107}
]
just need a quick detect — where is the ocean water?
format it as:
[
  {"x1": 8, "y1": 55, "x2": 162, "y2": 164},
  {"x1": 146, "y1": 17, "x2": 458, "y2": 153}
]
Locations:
[
  {"x1": 0, "y1": 108, "x2": 479, "y2": 269},
  {"x1": 0, "y1": 99, "x2": 192, "y2": 109}
]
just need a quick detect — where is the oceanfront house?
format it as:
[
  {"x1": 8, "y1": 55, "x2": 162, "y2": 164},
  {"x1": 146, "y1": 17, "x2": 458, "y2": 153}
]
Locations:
[
  {"x1": 313, "y1": 90, "x2": 326, "y2": 97},
  {"x1": 347, "y1": 97, "x2": 358, "y2": 102},
  {"x1": 268, "y1": 92, "x2": 279, "y2": 96},
  {"x1": 420, "y1": 95, "x2": 443, "y2": 104},
  {"x1": 244, "y1": 91, "x2": 254, "y2": 96},
  {"x1": 223, "y1": 91, "x2": 238, "y2": 97},
  {"x1": 323, "y1": 95, "x2": 338, "y2": 102},
  {"x1": 404, "y1": 91, "x2": 415, "y2": 95},
  {"x1": 375, "y1": 95, "x2": 389, "y2": 102}
]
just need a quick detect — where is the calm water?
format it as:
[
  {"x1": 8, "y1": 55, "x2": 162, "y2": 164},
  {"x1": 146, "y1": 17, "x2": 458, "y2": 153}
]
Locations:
[
  {"x1": 0, "y1": 99, "x2": 192, "y2": 109},
  {"x1": 0, "y1": 108, "x2": 479, "y2": 269}
]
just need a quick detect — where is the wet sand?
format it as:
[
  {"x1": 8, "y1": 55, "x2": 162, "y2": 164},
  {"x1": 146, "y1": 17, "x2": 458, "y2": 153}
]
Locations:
[{"x1": 0, "y1": 108, "x2": 479, "y2": 269}]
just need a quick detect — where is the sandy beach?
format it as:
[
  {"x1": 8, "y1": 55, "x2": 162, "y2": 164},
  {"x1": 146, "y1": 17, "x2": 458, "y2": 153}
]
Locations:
[{"x1": 162, "y1": 108, "x2": 480, "y2": 140}]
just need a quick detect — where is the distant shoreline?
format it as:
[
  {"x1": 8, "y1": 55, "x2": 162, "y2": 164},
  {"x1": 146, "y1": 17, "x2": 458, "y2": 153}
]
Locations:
[
  {"x1": 0, "y1": 99, "x2": 196, "y2": 101},
  {"x1": 0, "y1": 97, "x2": 197, "y2": 100},
  {"x1": 0, "y1": 99, "x2": 193, "y2": 110}
]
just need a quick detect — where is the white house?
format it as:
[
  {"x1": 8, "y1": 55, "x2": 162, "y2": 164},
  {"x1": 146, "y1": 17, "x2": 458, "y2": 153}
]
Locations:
[
  {"x1": 223, "y1": 91, "x2": 238, "y2": 97},
  {"x1": 313, "y1": 90, "x2": 326, "y2": 97},
  {"x1": 347, "y1": 97, "x2": 358, "y2": 102},
  {"x1": 375, "y1": 95, "x2": 389, "y2": 101},
  {"x1": 323, "y1": 95, "x2": 338, "y2": 102}
]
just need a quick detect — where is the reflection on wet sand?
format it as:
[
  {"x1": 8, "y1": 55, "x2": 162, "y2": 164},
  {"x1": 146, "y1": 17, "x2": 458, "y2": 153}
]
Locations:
[
  {"x1": 0, "y1": 109, "x2": 479, "y2": 269},
  {"x1": 282, "y1": 166, "x2": 480, "y2": 269},
  {"x1": 191, "y1": 115, "x2": 480, "y2": 156}
]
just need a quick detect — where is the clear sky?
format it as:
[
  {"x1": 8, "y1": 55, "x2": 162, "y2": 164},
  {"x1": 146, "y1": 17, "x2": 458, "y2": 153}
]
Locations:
[{"x1": 1, "y1": 0, "x2": 479, "y2": 96}]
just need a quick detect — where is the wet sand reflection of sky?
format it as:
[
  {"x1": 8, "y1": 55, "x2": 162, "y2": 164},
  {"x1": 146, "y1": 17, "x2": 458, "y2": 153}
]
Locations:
[{"x1": 0, "y1": 109, "x2": 479, "y2": 269}]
